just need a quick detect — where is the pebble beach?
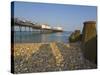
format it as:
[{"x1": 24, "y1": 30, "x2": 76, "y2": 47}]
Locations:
[{"x1": 12, "y1": 42, "x2": 97, "y2": 73}]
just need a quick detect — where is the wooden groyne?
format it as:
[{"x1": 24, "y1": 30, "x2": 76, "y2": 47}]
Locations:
[
  {"x1": 81, "y1": 21, "x2": 97, "y2": 64},
  {"x1": 68, "y1": 21, "x2": 97, "y2": 64},
  {"x1": 69, "y1": 30, "x2": 81, "y2": 42}
]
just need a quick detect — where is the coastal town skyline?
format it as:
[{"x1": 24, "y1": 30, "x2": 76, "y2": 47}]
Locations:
[{"x1": 12, "y1": 1, "x2": 97, "y2": 31}]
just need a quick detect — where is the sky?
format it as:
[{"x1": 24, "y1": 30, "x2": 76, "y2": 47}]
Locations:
[{"x1": 12, "y1": 1, "x2": 97, "y2": 31}]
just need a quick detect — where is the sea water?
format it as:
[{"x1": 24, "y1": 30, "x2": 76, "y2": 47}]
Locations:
[{"x1": 13, "y1": 31, "x2": 72, "y2": 43}]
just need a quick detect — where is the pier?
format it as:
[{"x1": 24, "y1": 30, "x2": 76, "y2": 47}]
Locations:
[{"x1": 11, "y1": 18, "x2": 63, "y2": 33}]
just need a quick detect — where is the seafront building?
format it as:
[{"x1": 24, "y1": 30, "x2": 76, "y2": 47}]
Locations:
[
  {"x1": 41, "y1": 24, "x2": 51, "y2": 29},
  {"x1": 53, "y1": 26, "x2": 63, "y2": 31}
]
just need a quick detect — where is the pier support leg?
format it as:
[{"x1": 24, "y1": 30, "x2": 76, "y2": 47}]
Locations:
[
  {"x1": 24, "y1": 26, "x2": 25, "y2": 31},
  {"x1": 29, "y1": 27, "x2": 31, "y2": 32},
  {"x1": 32, "y1": 28, "x2": 33, "y2": 32},
  {"x1": 19, "y1": 26, "x2": 22, "y2": 43},
  {"x1": 19, "y1": 26, "x2": 21, "y2": 32}
]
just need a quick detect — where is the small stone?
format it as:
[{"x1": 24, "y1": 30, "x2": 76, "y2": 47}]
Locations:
[
  {"x1": 17, "y1": 53, "x2": 19, "y2": 56},
  {"x1": 27, "y1": 48, "x2": 29, "y2": 50},
  {"x1": 24, "y1": 68, "x2": 28, "y2": 71},
  {"x1": 66, "y1": 44, "x2": 70, "y2": 48},
  {"x1": 20, "y1": 64, "x2": 23, "y2": 67}
]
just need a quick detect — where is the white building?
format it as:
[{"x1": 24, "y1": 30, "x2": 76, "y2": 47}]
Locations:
[
  {"x1": 53, "y1": 26, "x2": 63, "y2": 30},
  {"x1": 41, "y1": 24, "x2": 51, "y2": 29}
]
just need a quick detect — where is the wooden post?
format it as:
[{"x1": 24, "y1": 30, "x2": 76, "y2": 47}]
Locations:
[
  {"x1": 82, "y1": 21, "x2": 97, "y2": 64},
  {"x1": 82, "y1": 21, "x2": 96, "y2": 43}
]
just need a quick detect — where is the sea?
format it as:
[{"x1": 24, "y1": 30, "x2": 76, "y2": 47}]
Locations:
[{"x1": 13, "y1": 31, "x2": 72, "y2": 43}]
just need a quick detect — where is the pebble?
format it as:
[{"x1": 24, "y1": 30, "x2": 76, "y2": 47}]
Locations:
[
  {"x1": 66, "y1": 44, "x2": 70, "y2": 48},
  {"x1": 14, "y1": 42, "x2": 97, "y2": 73}
]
